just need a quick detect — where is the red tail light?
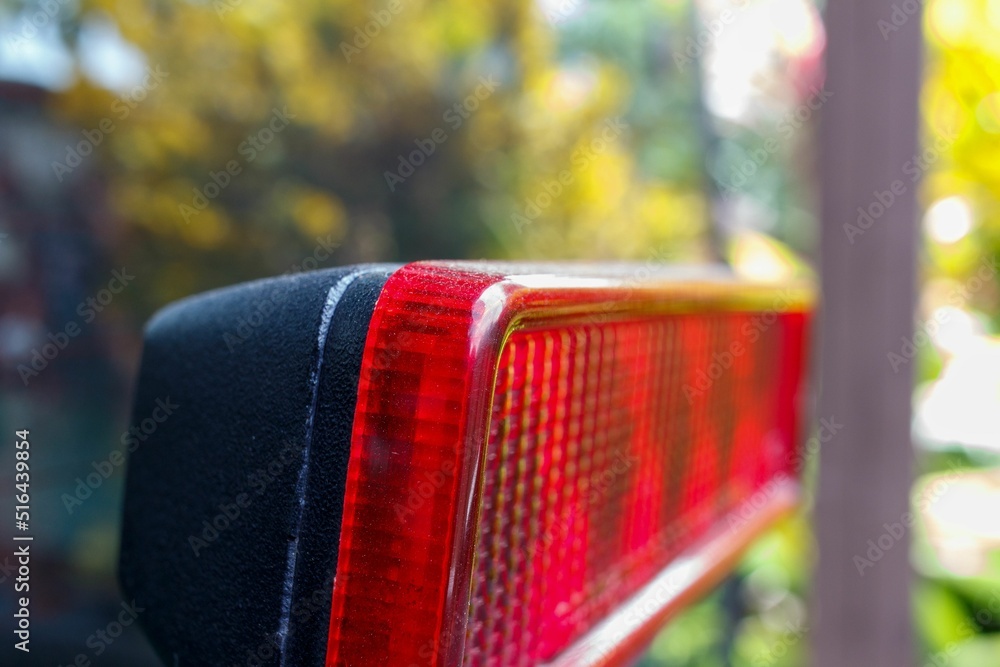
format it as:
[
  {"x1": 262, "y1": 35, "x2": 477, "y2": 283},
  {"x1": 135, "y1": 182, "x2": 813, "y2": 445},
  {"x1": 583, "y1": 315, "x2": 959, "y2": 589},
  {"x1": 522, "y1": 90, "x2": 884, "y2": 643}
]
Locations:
[{"x1": 327, "y1": 262, "x2": 811, "y2": 667}]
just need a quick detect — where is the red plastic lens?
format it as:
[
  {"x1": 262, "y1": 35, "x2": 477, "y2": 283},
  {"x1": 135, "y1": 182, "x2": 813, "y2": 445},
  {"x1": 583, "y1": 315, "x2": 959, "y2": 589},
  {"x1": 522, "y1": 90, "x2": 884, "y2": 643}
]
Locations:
[{"x1": 327, "y1": 262, "x2": 811, "y2": 667}]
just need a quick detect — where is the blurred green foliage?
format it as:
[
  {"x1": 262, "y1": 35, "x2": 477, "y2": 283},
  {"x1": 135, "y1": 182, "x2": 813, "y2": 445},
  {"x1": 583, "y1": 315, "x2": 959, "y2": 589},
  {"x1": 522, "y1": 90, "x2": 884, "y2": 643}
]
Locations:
[{"x1": 36, "y1": 0, "x2": 712, "y2": 319}]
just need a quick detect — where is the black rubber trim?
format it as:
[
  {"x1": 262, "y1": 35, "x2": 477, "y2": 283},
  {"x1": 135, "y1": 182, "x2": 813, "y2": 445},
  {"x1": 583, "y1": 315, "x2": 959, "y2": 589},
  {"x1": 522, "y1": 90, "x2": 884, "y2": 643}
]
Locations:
[{"x1": 119, "y1": 264, "x2": 398, "y2": 667}]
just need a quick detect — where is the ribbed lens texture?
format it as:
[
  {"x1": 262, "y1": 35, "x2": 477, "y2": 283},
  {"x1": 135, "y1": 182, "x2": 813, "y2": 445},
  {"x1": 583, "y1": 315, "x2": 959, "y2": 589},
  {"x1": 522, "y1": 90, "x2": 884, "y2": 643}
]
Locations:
[
  {"x1": 464, "y1": 312, "x2": 805, "y2": 667},
  {"x1": 326, "y1": 262, "x2": 811, "y2": 667},
  {"x1": 327, "y1": 266, "x2": 497, "y2": 666}
]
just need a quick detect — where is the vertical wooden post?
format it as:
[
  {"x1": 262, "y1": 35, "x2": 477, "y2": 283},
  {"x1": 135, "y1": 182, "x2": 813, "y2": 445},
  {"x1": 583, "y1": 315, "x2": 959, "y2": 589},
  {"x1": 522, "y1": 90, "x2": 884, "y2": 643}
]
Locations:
[{"x1": 812, "y1": 0, "x2": 922, "y2": 665}]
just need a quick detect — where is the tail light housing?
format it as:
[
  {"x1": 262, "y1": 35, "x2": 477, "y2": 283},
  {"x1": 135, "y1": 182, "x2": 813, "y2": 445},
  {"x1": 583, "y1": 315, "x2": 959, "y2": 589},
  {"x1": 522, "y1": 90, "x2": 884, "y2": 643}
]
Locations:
[{"x1": 120, "y1": 261, "x2": 812, "y2": 667}]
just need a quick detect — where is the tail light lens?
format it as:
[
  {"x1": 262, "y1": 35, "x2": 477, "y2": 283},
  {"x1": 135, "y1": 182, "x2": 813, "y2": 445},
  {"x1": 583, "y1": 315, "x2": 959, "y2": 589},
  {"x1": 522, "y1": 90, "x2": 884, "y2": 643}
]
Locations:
[
  {"x1": 119, "y1": 261, "x2": 809, "y2": 667},
  {"x1": 327, "y1": 262, "x2": 811, "y2": 667}
]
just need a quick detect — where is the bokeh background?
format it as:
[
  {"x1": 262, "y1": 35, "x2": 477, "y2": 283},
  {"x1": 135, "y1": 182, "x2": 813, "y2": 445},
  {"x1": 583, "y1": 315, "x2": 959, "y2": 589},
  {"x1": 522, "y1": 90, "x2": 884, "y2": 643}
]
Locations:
[{"x1": 0, "y1": 0, "x2": 997, "y2": 664}]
